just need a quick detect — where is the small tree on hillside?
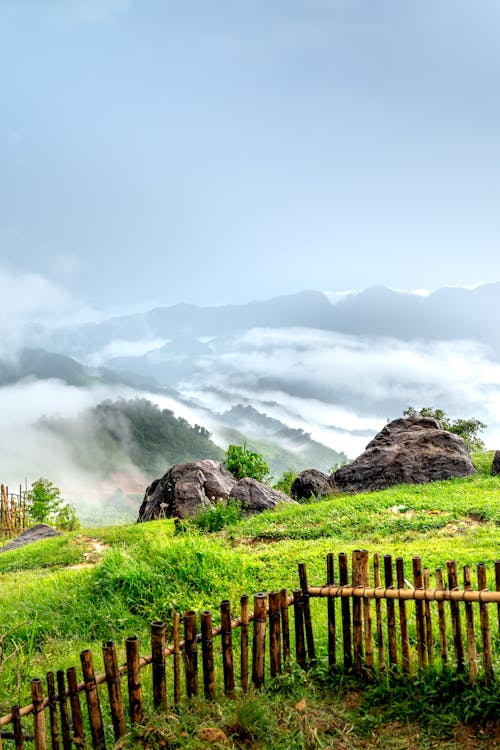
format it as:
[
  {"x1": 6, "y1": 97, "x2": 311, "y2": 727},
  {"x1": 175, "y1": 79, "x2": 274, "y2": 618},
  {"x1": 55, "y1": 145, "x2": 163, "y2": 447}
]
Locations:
[
  {"x1": 28, "y1": 478, "x2": 80, "y2": 529},
  {"x1": 224, "y1": 444, "x2": 270, "y2": 482},
  {"x1": 403, "y1": 407, "x2": 487, "y2": 452}
]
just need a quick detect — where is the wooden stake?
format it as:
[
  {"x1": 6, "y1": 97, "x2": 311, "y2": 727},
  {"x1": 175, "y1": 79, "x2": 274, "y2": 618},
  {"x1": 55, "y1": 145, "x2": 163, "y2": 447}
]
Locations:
[
  {"x1": 412, "y1": 557, "x2": 426, "y2": 668},
  {"x1": 435, "y1": 569, "x2": 448, "y2": 666},
  {"x1": 327, "y1": 553, "x2": 336, "y2": 668},
  {"x1": 30, "y1": 680, "x2": 46, "y2": 750},
  {"x1": 80, "y1": 649, "x2": 106, "y2": 750},
  {"x1": 102, "y1": 641, "x2": 126, "y2": 741},
  {"x1": 151, "y1": 621, "x2": 167, "y2": 710},
  {"x1": 463, "y1": 566, "x2": 478, "y2": 683},
  {"x1": 293, "y1": 589, "x2": 306, "y2": 670},
  {"x1": 373, "y1": 554, "x2": 385, "y2": 671},
  {"x1": 280, "y1": 588, "x2": 291, "y2": 666},
  {"x1": 221, "y1": 600, "x2": 235, "y2": 697},
  {"x1": 495, "y1": 560, "x2": 500, "y2": 638},
  {"x1": 383, "y1": 554, "x2": 397, "y2": 667},
  {"x1": 46, "y1": 672, "x2": 60, "y2": 750},
  {"x1": 268, "y1": 591, "x2": 282, "y2": 678},
  {"x1": 339, "y1": 552, "x2": 352, "y2": 669},
  {"x1": 396, "y1": 558, "x2": 410, "y2": 672},
  {"x1": 125, "y1": 637, "x2": 143, "y2": 723},
  {"x1": 240, "y1": 595, "x2": 249, "y2": 692},
  {"x1": 11, "y1": 705, "x2": 23, "y2": 750},
  {"x1": 477, "y1": 564, "x2": 493, "y2": 683},
  {"x1": 298, "y1": 563, "x2": 316, "y2": 666},
  {"x1": 173, "y1": 612, "x2": 181, "y2": 704},
  {"x1": 423, "y1": 569, "x2": 434, "y2": 666},
  {"x1": 447, "y1": 560, "x2": 465, "y2": 672},
  {"x1": 252, "y1": 593, "x2": 267, "y2": 688},
  {"x1": 351, "y1": 550, "x2": 364, "y2": 674},
  {"x1": 361, "y1": 550, "x2": 374, "y2": 670},
  {"x1": 183, "y1": 611, "x2": 198, "y2": 698},
  {"x1": 67, "y1": 667, "x2": 85, "y2": 745},
  {"x1": 201, "y1": 611, "x2": 215, "y2": 699},
  {"x1": 56, "y1": 671, "x2": 72, "y2": 750}
]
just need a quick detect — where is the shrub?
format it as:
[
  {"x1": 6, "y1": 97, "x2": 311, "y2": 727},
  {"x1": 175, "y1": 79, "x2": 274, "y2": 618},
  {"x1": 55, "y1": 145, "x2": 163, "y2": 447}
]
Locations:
[
  {"x1": 27, "y1": 478, "x2": 80, "y2": 529},
  {"x1": 224, "y1": 444, "x2": 269, "y2": 481},
  {"x1": 273, "y1": 469, "x2": 297, "y2": 495}
]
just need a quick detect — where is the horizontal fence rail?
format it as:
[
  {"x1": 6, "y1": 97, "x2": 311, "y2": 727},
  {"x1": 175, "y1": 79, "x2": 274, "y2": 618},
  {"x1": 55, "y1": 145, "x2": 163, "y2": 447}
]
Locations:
[{"x1": 1, "y1": 551, "x2": 499, "y2": 749}]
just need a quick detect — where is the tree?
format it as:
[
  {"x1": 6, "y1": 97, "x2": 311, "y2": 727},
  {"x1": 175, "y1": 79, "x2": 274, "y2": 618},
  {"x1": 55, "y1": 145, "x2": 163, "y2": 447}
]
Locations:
[
  {"x1": 403, "y1": 407, "x2": 486, "y2": 452},
  {"x1": 28, "y1": 478, "x2": 80, "y2": 529},
  {"x1": 224, "y1": 444, "x2": 270, "y2": 482}
]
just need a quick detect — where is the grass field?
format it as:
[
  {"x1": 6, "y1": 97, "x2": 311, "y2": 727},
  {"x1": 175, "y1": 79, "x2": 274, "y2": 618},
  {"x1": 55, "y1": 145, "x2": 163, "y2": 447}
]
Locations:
[{"x1": 0, "y1": 452, "x2": 499, "y2": 748}]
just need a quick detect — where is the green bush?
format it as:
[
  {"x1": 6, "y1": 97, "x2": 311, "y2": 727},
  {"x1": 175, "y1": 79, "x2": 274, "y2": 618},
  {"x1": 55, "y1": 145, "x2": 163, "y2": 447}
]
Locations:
[
  {"x1": 192, "y1": 498, "x2": 243, "y2": 532},
  {"x1": 224, "y1": 444, "x2": 270, "y2": 481},
  {"x1": 27, "y1": 478, "x2": 80, "y2": 529},
  {"x1": 273, "y1": 469, "x2": 297, "y2": 495}
]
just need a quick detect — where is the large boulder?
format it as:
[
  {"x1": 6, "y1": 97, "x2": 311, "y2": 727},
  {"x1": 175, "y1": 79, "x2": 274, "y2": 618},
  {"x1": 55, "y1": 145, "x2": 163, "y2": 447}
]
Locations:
[
  {"x1": 291, "y1": 469, "x2": 332, "y2": 501},
  {"x1": 332, "y1": 415, "x2": 475, "y2": 493},
  {"x1": 230, "y1": 477, "x2": 294, "y2": 512},
  {"x1": 492, "y1": 451, "x2": 500, "y2": 476},
  {"x1": 0, "y1": 524, "x2": 61, "y2": 553},
  {"x1": 138, "y1": 460, "x2": 236, "y2": 521}
]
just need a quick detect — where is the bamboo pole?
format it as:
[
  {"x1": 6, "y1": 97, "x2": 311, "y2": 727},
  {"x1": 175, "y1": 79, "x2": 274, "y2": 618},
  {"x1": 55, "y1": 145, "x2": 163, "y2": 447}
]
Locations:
[
  {"x1": 268, "y1": 591, "x2": 282, "y2": 678},
  {"x1": 306, "y1": 584, "x2": 500, "y2": 604},
  {"x1": 252, "y1": 593, "x2": 267, "y2": 688},
  {"x1": 11, "y1": 705, "x2": 23, "y2": 750},
  {"x1": 383, "y1": 554, "x2": 397, "y2": 667},
  {"x1": 361, "y1": 550, "x2": 374, "y2": 670},
  {"x1": 462, "y1": 565, "x2": 477, "y2": 683},
  {"x1": 495, "y1": 560, "x2": 500, "y2": 637},
  {"x1": 46, "y1": 672, "x2": 59, "y2": 750},
  {"x1": 396, "y1": 558, "x2": 410, "y2": 672},
  {"x1": 172, "y1": 612, "x2": 181, "y2": 704},
  {"x1": 412, "y1": 557, "x2": 426, "y2": 668},
  {"x1": 102, "y1": 642, "x2": 126, "y2": 741},
  {"x1": 151, "y1": 621, "x2": 167, "y2": 710},
  {"x1": 447, "y1": 561, "x2": 465, "y2": 672},
  {"x1": 352, "y1": 550, "x2": 364, "y2": 674},
  {"x1": 240, "y1": 595, "x2": 249, "y2": 692},
  {"x1": 326, "y1": 553, "x2": 336, "y2": 668},
  {"x1": 338, "y1": 552, "x2": 352, "y2": 669},
  {"x1": 80, "y1": 649, "x2": 106, "y2": 750},
  {"x1": 200, "y1": 611, "x2": 215, "y2": 700},
  {"x1": 125, "y1": 637, "x2": 143, "y2": 723},
  {"x1": 66, "y1": 667, "x2": 85, "y2": 745},
  {"x1": 298, "y1": 563, "x2": 316, "y2": 666},
  {"x1": 221, "y1": 600, "x2": 235, "y2": 697},
  {"x1": 183, "y1": 611, "x2": 198, "y2": 698},
  {"x1": 280, "y1": 588, "x2": 291, "y2": 666},
  {"x1": 293, "y1": 589, "x2": 306, "y2": 670},
  {"x1": 30, "y1": 680, "x2": 46, "y2": 750},
  {"x1": 435, "y1": 569, "x2": 448, "y2": 666},
  {"x1": 373, "y1": 554, "x2": 385, "y2": 671},
  {"x1": 423, "y1": 568, "x2": 434, "y2": 666},
  {"x1": 477, "y1": 564, "x2": 493, "y2": 683},
  {"x1": 56, "y1": 671, "x2": 71, "y2": 750}
]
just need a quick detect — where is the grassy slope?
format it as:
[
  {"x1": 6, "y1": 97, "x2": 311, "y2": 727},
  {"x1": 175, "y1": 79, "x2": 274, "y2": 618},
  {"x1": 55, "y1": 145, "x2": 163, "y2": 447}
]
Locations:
[{"x1": 0, "y1": 452, "x2": 499, "y2": 747}]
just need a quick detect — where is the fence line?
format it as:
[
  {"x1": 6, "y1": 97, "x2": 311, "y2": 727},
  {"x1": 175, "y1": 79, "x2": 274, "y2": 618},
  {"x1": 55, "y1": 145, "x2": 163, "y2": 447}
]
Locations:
[
  {"x1": 0, "y1": 484, "x2": 29, "y2": 537},
  {"x1": 1, "y1": 551, "x2": 499, "y2": 749}
]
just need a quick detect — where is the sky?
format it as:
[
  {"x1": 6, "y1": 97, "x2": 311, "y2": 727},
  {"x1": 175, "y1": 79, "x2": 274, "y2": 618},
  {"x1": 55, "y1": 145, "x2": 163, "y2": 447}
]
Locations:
[{"x1": 2, "y1": 1, "x2": 500, "y2": 311}]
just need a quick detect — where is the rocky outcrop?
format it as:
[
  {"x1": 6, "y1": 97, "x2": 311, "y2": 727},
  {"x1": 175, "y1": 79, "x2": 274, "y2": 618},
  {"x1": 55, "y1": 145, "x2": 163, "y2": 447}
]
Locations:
[
  {"x1": 230, "y1": 477, "x2": 293, "y2": 512},
  {"x1": 138, "y1": 460, "x2": 294, "y2": 521},
  {"x1": 0, "y1": 524, "x2": 61, "y2": 553},
  {"x1": 331, "y1": 415, "x2": 475, "y2": 493},
  {"x1": 492, "y1": 451, "x2": 500, "y2": 476},
  {"x1": 290, "y1": 469, "x2": 332, "y2": 501}
]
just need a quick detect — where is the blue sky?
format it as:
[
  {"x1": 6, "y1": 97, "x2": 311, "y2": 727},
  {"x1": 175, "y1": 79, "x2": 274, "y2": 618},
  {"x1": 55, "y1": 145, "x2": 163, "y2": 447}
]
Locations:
[{"x1": 1, "y1": 1, "x2": 500, "y2": 310}]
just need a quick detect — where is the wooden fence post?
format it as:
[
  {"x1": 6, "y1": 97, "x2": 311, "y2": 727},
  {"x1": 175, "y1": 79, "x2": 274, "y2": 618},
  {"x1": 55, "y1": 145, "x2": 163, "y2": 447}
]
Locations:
[
  {"x1": 361, "y1": 550, "x2": 374, "y2": 670},
  {"x1": 463, "y1": 565, "x2": 478, "y2": 683},
  {"x1": 11, "y1": 704, "x2": 23, "y2": 750},
  {"x1": 423, "y1": 568, "x2": 434, "y2": 666},
  {"x1": 326, "y1": 554, "x2": 336, "y2": 668},
  {"x1": 352, "y1": 550, "x2": 364, "y2": 674},
  {"x1": 173, "y1": 612, "x2": 181, "y2": 705},
  {"x1": 280, "y1": 588, "x2": 291, "y2": 666},
  {"x1": 125, "y1": 637, "x2": 143, "y2": 723},
  {"x1": 339, "y1": 552, "x2": 352, "y2": 669},
  {"x1": 201, "y1": 611, "x2": 215, "y2": 699},
  {"x1": 221, "y1": 601, "x2": 235, "y2": 697},
  {"x1": 183, "y1": 611, "x2": 198, "y2": 698},
  {"x1": 383, "y1": 554, "x2": 397, "y2": 667},
  {"x1": 396, "y1": 557, "x2": 410, "y2": 672},
  {"x1": 447, "y1": 561, "x2": 465, "y2": 672},
  {"x1": 495, "y1": 560, "x2": 500, "y2": 638},
  {"x1": 293, "y1": 589, "x2": 306, "y2": 670},
  {"x1": 240, "y1": 595, "x2": 249, "y2": 692},
  {"x1": 435, "y1": 568, "x2": 448, "y2": 666},
  {"x1": 268, "y1": 591, "x2": 282, "y2": 678},
  {"x1": 373, "y1": 554, "x2": 385, "y2": 671},
  {"x1": 56, "y1": 671, "x2": 72, "y2": 750},
  {"x1": 252, "y1": 593, "x2": 267, "y2": 688},
  {"x1": 477, "y1": 564, "x2": 493, "y2": 683},
  {"x1": 151, "y1": 621, "x2": 167, "y2": 710},
  {"x1": 298, "y1": 563, "x2": 316, "y2": 666},
  {"x1": 102, "y1": 641, "x2": 127, "y2": 741},
  {"x1": 46, "y1": 673, "x2": 59, "y2": 750},
  {"x1": 81, "y1": 649, "x2": 106, "y2": 749},
  {"x1": 412, "y1": 557, "x2": 426, "y2": 669},
  {"x1": 30, "y1": 680, "x2": 46, "y2": 750},
  {"x1": 67, "y1": 667, "x2": 85, "y2": 745}
]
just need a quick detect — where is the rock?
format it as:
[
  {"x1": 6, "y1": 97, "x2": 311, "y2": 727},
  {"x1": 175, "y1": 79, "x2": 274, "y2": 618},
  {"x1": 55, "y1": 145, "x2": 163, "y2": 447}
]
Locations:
[
  {"x1": 492, "y1": 451, "x2": 500, "y2": 476},
  {"x1": 290, "y1": 469, "x2": 332, "y2": 501},
  {"x1": 332, "y1": 415, "x2": 475, "y2": 493},
  {"x1": 229, "y1": 477, "x2": 295, "y2": 512},
  {"x1": 0, "y1": 524, "x2": 62, "y2": 553},
  {"x1": 138, "y1": 460, "x2": 236, "y2": 521}
]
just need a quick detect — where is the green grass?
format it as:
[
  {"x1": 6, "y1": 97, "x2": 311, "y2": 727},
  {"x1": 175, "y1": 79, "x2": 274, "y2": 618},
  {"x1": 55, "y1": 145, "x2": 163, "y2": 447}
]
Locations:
[{"x1": 0, "y1": 452, "x2": 499, "y2": 747}]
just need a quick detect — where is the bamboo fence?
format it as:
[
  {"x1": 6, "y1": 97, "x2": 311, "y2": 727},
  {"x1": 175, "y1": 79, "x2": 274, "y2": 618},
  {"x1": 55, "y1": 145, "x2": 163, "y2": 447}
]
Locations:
[
  {"x1": 1, "y1": 550, "x2": 500, "y2": 749},
  {"x1": 0, "y1": 484, "x2": 29, "y2": 537}
]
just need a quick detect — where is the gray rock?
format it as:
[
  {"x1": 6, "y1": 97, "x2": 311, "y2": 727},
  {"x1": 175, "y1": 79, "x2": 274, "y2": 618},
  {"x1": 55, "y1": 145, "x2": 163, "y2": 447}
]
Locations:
[
  {"x1": 291, "y1": 469, "x2": 332, "y2": 501},
  {"x1": 138, "y1": 460, "x2": 236, "y2": 521},
  {"x1": 332, "y1": 415, "x2": 475, "y2": 493},
  {"x1": 492, "y1": 450, "x2": 500, "y2": 476},
  {"x1": 0, "y1": 523, "x2": 62, "y2": 553},
  {"x1": 230, "y1": 477, "x2": 295, "y2": 513}
]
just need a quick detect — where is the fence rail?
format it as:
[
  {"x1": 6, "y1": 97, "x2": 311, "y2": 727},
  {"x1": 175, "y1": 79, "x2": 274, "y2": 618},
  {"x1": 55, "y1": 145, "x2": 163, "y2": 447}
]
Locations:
[
  {"x1": 1, "y1": 550, "x2": 500, "y2": 749},
  {"x1": 0, "y1": 484, "x2": 29, "y2": 536}
]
